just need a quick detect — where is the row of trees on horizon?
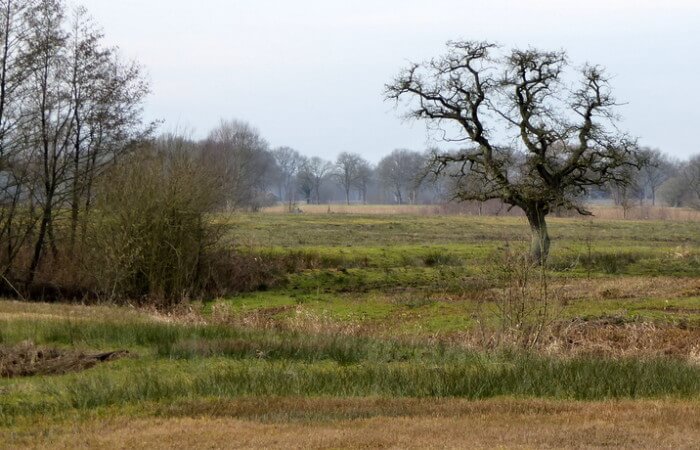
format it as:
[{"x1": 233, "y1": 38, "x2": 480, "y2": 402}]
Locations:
[
  {"x1": 174, "y1": 120, "x2": 442, "y2": 210},
  {"x1": 194, "y1": 119, "x2": 700, "y2": 213}
]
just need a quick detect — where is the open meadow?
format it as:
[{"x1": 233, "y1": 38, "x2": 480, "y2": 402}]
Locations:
[
  {"x1": 2, "y1": 210, "x2": 700, "y2": 448},
  {"x1": 2, "y1": 0, "x2": 699, "y2": 448}
]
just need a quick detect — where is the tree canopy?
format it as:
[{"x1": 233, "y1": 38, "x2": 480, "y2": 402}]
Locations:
[{"x1": 385, "y1": 40, "x2": 641, "y2": 263}]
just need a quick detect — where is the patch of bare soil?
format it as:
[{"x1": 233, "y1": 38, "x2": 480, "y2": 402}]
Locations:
[{"x1": 0, "y1": 341, "x2": 129, "y2": 378}]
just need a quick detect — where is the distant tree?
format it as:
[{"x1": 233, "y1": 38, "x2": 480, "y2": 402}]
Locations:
[
  {"x1": 608, "y1": 165, "x2": 645, "y2": 218},
  {"x1": 296, "y1": 156, "x2": 313, "y2": 204},
  {"x1": 639, "y1": 148, "x2": 673, "y2": 206},
  {"x1": 334, "y1": 152, "x2": 361, "y2": 204},
  {"x1": 297, "y1": 156, "x2": 333, "y2": 204},
  {"x1": 377, "y1": 149, "x2": 424, "y2": 204},
  {"x1": 272, "y1": 146, "x2": 302, "y2": 210},
  {"x1": 682, "y1": 155, "x2": 700, "y2": 209},
  {"x1": 202, "y1": 120, "x2": 275, "y2": 211},
  {"x1": 354, "y1": 158, "x2": 373, "y2": 204},
  {"x1": 659, "y1": 170, "x2": 688, "y2": 208},
  {"x1": 386, "y1": 40, "x2": 639, "y2": 263}
]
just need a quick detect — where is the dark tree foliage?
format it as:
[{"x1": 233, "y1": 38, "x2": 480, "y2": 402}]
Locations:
[{"x1": 386, "y1": 40, "x2": 640, "y2": 263}]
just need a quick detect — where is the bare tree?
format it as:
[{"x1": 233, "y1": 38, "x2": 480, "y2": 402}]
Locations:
[
  {"x1": 203, "y1": 120, "x2": 275, "y2": 211},
  {"x1": 297, "y1": 155, "x2": 333, "y2": 204},
  {"x1": 334, "y1": 152, "x2": 361, "y2": 204},
  {"x1": 639, "y1": 148, "x2": 673, "y2": 206},
  {"x1": 658, "y1": 159, "x2": 687, "y2": 207},
  {"x1": 354, "y1": 158, "x2": 373, "y2": 204},
  {"x1": 272, "y1": 146, "x2": 302, "y2": 210},
  {"x1": 682, "y1": 155, "x2": 700, "y2": 209},
  {"x1": 296, "y1": 155, "x2": 313, "y2": 205},
  {"x1": 25, "y1": 0, "x2": 73, "y2": 283},
  {"x1": 0, "y1": 0, "x2": 37, "y2": 278},
  {"x1": 65, "y1": 6, "x2": 151, "y2": 249},
  {"x1": 608, "y1": 165, "x2": 645, "y2": 218},
  {"x1": 25, "y1": 0, "x2": 152, "y2": 281},
  {"x1": 0, "y1": 0, "x2": 151, "y2": 289},
  {"x1": 386, "y1": 40, "x2": 639, "y2": 263},
  {"x1": 377, "y1": 149, "x2": 424, "y2": 204}
]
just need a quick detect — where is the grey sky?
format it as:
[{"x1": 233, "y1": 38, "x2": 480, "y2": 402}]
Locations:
[{"x1": 79, "y1": 0, "x2": 699, "y2": 163}]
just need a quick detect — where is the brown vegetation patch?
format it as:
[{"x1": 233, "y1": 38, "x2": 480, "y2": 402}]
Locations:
[
  {"x1": 552, "y1": 277, "x2": 700, "y2": 303},
  {"x1": 9, "y1": 399, "x2": 700, "y2": 449},
  {"x1": 549, "y1": 319, "x2": 700, "y2": 358},
  {"x1": 0, "y1": 342, "x2": 129, "y2": 378},
  {"x1": 237, "y1": 305, "x2": 298, "y2": 328}
]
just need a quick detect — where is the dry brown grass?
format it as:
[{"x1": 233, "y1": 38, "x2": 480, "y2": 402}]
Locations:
[
  {"x1": 587, "y1": 205, "x2": 700, "y2": 221},
  {"x1": 261, "y1": 203, "x2": 700, "y2": 221},
  {"x1": 8, "y1": 398, "x2": 700, "y2": 449},
  {"x1": 0, "y1": 300, "x2": 144, "y2": 321},
  {"x1": 262, "y1": 203, "x2": 444, "y2": 215},
  {"x1": 549, "y1": 276, "x2": 700, "y2": 303},
  {"x1": 548, "y1": 320, "x2": 700, "y2": 359},
  {"x1": 454, "y1": 276, "x2": 700, "y2": 310}
]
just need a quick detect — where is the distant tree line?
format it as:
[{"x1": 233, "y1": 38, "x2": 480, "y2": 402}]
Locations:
[
  {"x1": 180, "y1": 123, "x2": 447, "y2": 210},
  {"x1": 608, "y1": 148, "x2": 700, "y2": 213},
  {"x1": 190, "y1": 119, "x2": 700, "y2": 216}
]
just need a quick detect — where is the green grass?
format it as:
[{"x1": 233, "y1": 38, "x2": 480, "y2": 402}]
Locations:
[
  {"x1": 2, "y1": 304, "x2": 700, "y2": 426},
  {"x1": 225, "y1": 215, "x2": 700, "y2": 303},
  {"x1": 2, "y1": 213, "x2": 700, "y2": 430},
  {"x1": 0, "y1": 316, "x2": 476, "y2": 364},
  {"x1": 226, "y1": 214, "x2": 700, "y2": 249},
  {"x1": 2, "y1": 351, "x2": 700, "y2": 426},
  {"x1": 209, "y1": 213, "x2": 700, "y2": 334}
]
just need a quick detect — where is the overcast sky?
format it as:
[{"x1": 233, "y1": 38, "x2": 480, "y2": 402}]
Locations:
[{"x1": 79, "y1": 0, "x2": 699, "y2": 163}]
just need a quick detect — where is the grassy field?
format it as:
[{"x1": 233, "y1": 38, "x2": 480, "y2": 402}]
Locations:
[{"x1": 2, "y1": 212, "x2": 700, "y2": 448}]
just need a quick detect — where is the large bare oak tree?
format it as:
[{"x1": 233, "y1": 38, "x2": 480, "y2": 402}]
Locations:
[{"x1": 386, "y1": 40, "x2": 639, "y2": 264}]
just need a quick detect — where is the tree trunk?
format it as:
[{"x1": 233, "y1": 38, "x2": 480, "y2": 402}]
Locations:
[
  {"x1": 525, "y1": 206, "x2": 550, "y2": 265},
  {"x1": 28, "y1": 205, "x2": 51, "y2": 285}
]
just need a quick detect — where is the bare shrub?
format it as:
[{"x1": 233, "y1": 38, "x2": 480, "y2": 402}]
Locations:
[
  {"x1": 200, "y1": 249, "x2": 287, "y2": 295},
  {"x1": 475, "y1": 246, "x2": 563, "y2": 350},
  {"x1": 86, "y1": 138, "x2": 226, "y2": 305}
]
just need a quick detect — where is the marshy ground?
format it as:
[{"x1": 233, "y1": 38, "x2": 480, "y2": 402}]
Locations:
[{"x1": 2, "y1": 211, "x2": 700, "y2": 448}]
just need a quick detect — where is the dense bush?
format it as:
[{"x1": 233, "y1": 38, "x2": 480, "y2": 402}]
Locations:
[{"x1": 85, "y1": 139, "x2": 227, "y2": 305}]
